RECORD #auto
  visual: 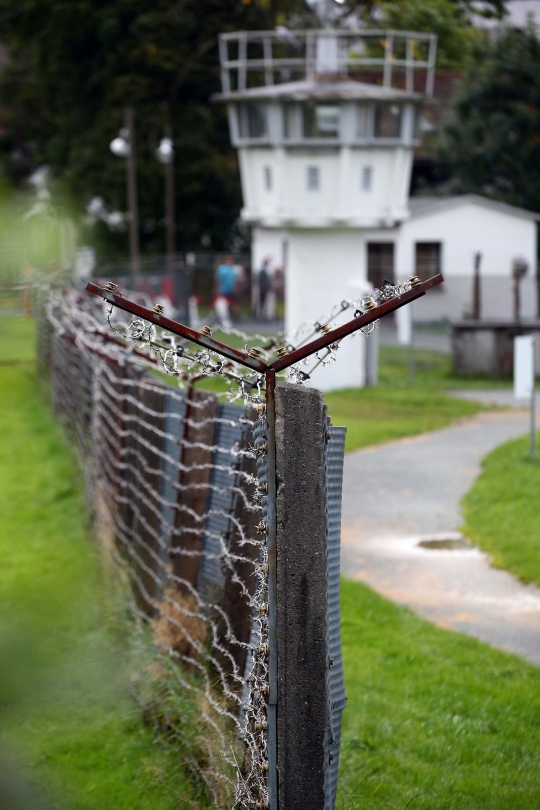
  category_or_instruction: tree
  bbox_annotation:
[372,0,505,69]
[441,24,540,212]
[0,0,270,255]
[0,0,510,256]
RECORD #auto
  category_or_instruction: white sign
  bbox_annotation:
[396,303,413,346]
[514,335,535,400]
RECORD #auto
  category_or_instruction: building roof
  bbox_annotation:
[213,78,424,104]
[409,193,540,223]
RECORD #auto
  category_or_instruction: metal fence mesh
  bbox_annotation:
[39,289,273,809]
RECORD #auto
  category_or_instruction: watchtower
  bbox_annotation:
[215,27,437,389]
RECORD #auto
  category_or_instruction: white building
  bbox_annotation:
[216,28,539,389]
[253,194,540,323]
[399,195,539,322]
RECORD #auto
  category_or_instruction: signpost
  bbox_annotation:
[397,302,415,386]
[514,334,536,456]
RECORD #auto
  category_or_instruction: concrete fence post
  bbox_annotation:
[273,381,347,810]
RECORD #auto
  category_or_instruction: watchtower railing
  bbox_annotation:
[218,29,437,96]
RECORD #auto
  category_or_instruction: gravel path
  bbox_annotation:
[341,407,540,665]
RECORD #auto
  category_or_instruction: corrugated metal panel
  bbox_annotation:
[159,391,187,590]
[198,402,246,602]
[324,424,347,810]
[242,415,267,698]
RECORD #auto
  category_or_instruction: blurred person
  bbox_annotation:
[272,266,285,320]
[214,255,237,328]
[273,266,284,303]
[234,261,248,307]
[214,294,233,329]
[214,255,237,304]
[256,257,271,320]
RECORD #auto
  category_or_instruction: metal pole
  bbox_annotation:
[537,266,540,321]
[125,107,140,276]
[531,337,536,457]
[409,302,415,386]
[265,369,278,810]
[164,123,176,276]
[473,252,482,320]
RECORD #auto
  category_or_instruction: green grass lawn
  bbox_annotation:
[325,345,495,452]
[5,316,538,810]
[0,318,196,810]
[338,579,540,809]
[462,434,540,588]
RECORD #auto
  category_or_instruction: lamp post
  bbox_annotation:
[472,252,482,320]
[110,107,140,276]
[156,126,175,275]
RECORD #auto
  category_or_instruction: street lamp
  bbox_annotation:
[109,108,140,276]
[109,112,176,279]
[155,127,176,275]
[109,128,130,158]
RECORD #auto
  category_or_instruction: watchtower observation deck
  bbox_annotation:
[215,29,437,229]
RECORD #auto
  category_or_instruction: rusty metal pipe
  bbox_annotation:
[86,282,267,372]
[272,274,443,373]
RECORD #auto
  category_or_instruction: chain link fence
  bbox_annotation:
[38,286,349,810]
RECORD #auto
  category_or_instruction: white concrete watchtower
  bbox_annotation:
[215,25,437,389]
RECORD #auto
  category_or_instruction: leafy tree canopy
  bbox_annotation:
[0,0,270,255]
[375,0,488,69]
[441,24,540,212]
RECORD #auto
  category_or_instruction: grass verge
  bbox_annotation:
[325,345,493,452]
[0,319,198,809]
[338,578,540,809]
[462,433,540,587]
[5,317,536,810]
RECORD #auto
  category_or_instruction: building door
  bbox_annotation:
[367,242,395,290]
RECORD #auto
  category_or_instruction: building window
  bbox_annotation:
[264,165,272,191]
[373,103,402,139]
[302,103,340,139]
[307,165,320,191]
[283,104,296,139]
[357,104,368,139]
[367,243,395,289]
[415,242,441,279]
[238,103,267,139]
[361,165,373,191]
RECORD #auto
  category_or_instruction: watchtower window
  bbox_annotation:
[361,165,373,191]
[238,103,267,139]
[373,103,402,139]
[307,165,320,191]
[302,103,339,139]
[264,165,272,191]
[356,104,368,139]
[283,104,297,140]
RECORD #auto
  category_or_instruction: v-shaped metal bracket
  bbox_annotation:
[86,273,443,374]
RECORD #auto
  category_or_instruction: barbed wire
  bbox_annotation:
[36,274,414,809]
